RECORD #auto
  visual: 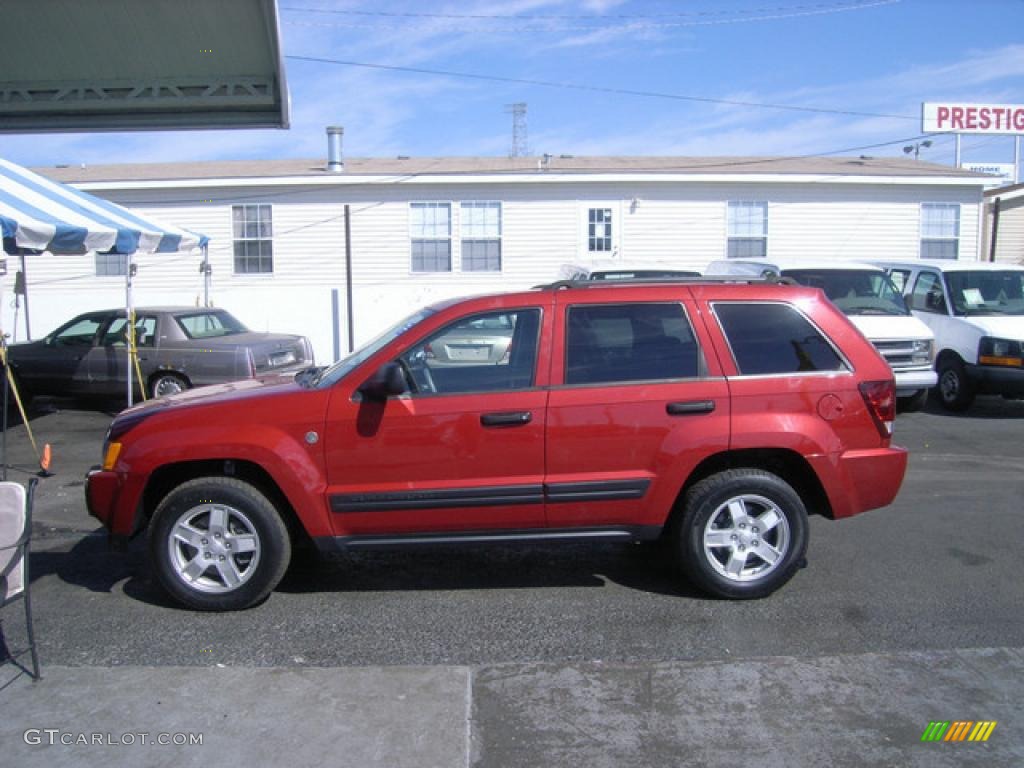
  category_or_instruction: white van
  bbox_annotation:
[871,259,1024,411]
[705,258,937,409]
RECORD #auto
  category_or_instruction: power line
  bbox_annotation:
[281,1,897,23]
[286,55,917,122]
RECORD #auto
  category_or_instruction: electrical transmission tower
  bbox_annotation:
[505,102,528,158]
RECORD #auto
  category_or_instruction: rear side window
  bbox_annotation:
[714,303,847,375]
[565,302,701,385]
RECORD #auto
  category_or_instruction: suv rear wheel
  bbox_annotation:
[148,477,291,611]
[676,469,808,599]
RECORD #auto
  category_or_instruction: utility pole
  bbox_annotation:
[505,102,528,158]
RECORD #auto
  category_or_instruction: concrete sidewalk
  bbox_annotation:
[2,648,1021,767]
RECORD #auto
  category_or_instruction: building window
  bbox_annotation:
[411,202,452,272]
[460,202,502,271]
[95,253,128,276]
[588,208,613,252]
[232,204,273,274]
[727,201,768,258]
[920,203,960,260]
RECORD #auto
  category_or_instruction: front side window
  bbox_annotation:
[920,203,960,260]
[95,253,128,277]
[565,302,701,385]
[411,202,452,272]
[461,202,501,272]
[399,308,540,395]
[727,201,768,259]
[232,204,273,274]
[714,302,846,375]
[909,272,948,314]
[588,208,613,253]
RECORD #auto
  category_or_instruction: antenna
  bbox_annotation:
[505,102,528,158]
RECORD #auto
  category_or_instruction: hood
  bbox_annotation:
[118,370,303,419]
[960,315,1024,339]
[848,314,934,341]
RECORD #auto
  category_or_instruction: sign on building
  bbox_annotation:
[922,103,1024,135]
[961,163,1017,186]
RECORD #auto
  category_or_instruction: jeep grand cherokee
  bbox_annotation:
[86,279,907,610]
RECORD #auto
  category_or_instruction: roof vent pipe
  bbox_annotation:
[327,126,344,172]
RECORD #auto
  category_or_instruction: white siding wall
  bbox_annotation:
[0,178,984,363]
[985,196,1024,264]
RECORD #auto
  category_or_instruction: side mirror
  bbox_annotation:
[358,361,407,400]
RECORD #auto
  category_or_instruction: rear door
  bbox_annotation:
[544,289,731,532]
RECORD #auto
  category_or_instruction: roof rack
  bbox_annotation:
[533,275,799,290]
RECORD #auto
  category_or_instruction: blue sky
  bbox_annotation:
[4,0,1024,169]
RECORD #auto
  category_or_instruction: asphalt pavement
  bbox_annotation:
[1,395,1022,766]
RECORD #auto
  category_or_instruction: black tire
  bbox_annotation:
[897,388,928,413]
[675,469,809,599]
[935,357,975,412]
[151,371,189,398]
[148,477,291,611]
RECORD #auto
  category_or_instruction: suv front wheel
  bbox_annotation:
[149,477,292,611]
[676,469,809,599]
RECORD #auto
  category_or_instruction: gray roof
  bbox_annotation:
[34,155,989,185]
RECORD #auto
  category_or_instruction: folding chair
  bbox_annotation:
[0,479,40,681]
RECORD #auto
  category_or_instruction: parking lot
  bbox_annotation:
[2,394,1023,766]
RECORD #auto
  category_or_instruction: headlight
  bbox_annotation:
[978,337,1023,367]
[911,339,934,364]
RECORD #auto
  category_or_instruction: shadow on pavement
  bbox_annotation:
[30,534,706,611]
[277,540,705,600]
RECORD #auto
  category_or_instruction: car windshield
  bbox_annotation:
[174,310,249,339]
[784,269,909,316]
[313,307,437,387]
[945,270,1024,316]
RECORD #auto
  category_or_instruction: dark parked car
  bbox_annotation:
[7,307,314,401]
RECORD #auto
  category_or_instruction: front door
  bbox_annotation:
[323,305,552,537]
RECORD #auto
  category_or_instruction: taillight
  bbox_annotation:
[859,380,895,438]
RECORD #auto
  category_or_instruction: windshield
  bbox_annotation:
[945,270,1024,316]
[784,269,909,316]
[313,307,437,387]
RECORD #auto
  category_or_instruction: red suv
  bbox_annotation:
[86,280,907,610]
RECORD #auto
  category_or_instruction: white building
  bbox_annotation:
[8,154,990,363]
[983,182,1024,264]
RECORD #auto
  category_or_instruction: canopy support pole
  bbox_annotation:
[202,243,211,307]
[126,258,135,406]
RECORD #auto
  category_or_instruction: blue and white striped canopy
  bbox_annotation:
[0,157,208,255]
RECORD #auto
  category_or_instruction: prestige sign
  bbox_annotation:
[923,103,1024,135]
